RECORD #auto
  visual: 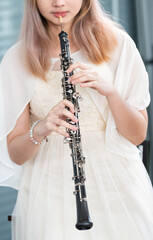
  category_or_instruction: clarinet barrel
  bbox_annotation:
[58,21,93,230]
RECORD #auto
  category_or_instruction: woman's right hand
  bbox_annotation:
[33,99,78,139]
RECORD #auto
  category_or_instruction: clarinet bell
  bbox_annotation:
[76,221,93,230]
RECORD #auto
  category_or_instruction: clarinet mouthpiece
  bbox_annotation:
[59,15,63,31]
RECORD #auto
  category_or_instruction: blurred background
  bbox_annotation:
[0,0,153,239]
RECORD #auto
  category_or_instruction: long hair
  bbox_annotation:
[20,0,118,81]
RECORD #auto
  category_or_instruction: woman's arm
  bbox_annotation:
[106,89,148,145]
[7,100,78,165]
[7,104,42,165]
[67,62,148,146]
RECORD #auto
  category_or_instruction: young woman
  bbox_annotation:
[0,0,153,239]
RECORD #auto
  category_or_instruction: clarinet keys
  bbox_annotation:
[73,92,83,101]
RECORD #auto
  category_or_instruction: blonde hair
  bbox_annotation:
[20,0,118,81]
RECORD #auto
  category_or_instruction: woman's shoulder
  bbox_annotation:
[1,41,23,65]
[0,41,33,84]
[114,27,137,53]
[109,27,138,65]
[0,41,29,78]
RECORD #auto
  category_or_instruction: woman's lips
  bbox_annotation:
[53,11,68,18]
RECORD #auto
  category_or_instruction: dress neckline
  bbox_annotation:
[51,49,81,62]
[50,49,82,72]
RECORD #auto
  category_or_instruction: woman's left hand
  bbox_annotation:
[67,62,115,97]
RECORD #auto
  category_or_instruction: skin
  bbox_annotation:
[67,62,148,146]
[7,0,148,165]
[36,0,83,56]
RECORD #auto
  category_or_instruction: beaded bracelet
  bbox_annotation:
[30,120,48,145]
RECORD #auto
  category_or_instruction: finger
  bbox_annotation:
[59,116,67,121]
[69,70,87,81]
[69,71,90,83]
[62,108,78,123]
[70,75,89,85]
[67,62,91,73]
[61,99,75,113]
[56,119,77,131]
[52,126,69,138]
[80,81,97,89]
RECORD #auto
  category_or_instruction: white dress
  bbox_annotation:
[0,29,153,240]
[11,68,153,240]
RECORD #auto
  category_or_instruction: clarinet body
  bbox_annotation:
[58,29,93,230]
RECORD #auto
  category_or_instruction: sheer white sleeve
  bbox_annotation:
[106,30,150,157]
[85,30,150,158]
[114,31,150,110]
[0,43,41,189]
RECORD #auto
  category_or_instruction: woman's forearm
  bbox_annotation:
[106,89,148,146]
[7,100,78,166]
[7,130,43,165]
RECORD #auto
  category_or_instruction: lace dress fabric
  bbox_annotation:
[12,68,153,240]
[30,70,106,132]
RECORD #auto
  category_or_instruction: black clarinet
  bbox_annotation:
[58,18,93,231]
